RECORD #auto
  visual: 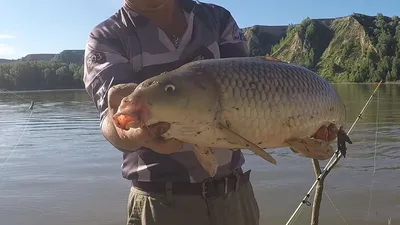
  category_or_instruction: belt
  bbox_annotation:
[131,169,251,199]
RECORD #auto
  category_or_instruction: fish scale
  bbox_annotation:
[204,58,344,148]
[114,56,349,177]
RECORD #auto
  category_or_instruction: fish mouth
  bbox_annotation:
[112,96,152,131]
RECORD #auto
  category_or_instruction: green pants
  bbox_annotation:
[126,173,260,225]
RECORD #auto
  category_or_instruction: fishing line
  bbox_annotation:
[291,204,305,224]
[324,190,349,225]
[0,110,33,171]
[0,88,30,101]
[286,81,383,225]
[320,88,380,225]
[0,88,35,171]
[366,87,380,224]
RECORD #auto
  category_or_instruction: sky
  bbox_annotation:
[1,0,399,59]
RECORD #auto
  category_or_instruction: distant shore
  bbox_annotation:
[1,82,397,93]
[0,88,86,93]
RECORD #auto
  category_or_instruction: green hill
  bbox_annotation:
[243,25,288,56]
[260,13,400,82]
[20,54,57,62]
[0,13,399,91]
[0,59,15,64]
[51,50,85,64]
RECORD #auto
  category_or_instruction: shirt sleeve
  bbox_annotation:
[83,26,137,124]
[218,9,250,58]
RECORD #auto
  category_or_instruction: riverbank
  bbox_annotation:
[1,81,394,93]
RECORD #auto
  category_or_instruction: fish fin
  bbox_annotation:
[289,147,299,154]
[193,145,218,177]
[259,56,285,63]
[216,122,277,165]
[285,138,334,160]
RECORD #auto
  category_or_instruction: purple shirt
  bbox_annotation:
[83,0,249,183]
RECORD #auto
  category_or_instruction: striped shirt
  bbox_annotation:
[83,0,249,183]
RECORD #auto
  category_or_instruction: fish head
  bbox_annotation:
[115,67,219,129]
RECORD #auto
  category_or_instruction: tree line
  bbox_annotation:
[0,61,84,91]
[1,13,400,91]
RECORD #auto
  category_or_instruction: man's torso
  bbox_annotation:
[94,0,246,183]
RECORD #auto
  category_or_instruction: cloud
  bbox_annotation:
[0,33,15,39]
[0,44,16,57]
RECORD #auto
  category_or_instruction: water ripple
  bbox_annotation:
[1,86,400,225]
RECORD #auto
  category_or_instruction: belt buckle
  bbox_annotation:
[201,178,213,199]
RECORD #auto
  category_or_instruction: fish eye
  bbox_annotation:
[164,84,176,92]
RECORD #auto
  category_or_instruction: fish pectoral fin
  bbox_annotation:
[285,138,334,160]
[216,122,277,165]
[193,145,218,177]
[260,56,285,62]
[289,147,299,154]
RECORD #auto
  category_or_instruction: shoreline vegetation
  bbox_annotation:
[1,82,396,95]
[0,13,399,91]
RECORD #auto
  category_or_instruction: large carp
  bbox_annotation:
[113,56,352,177]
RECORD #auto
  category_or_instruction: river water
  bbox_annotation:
[0,84,399,225]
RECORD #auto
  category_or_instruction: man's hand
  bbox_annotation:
[105,83,184,154]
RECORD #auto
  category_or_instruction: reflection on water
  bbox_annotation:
[0,84,399,225]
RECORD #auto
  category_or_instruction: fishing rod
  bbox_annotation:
[285,80,383,225]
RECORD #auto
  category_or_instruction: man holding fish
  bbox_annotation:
[83,0,260,224]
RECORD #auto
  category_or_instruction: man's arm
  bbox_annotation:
[218,9,250,58]
[83,26,141,152]
[83,26,183,154]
